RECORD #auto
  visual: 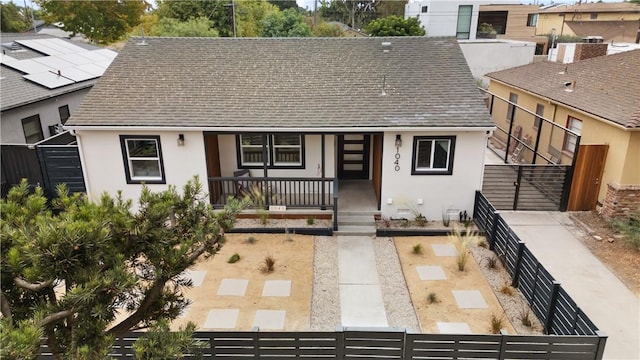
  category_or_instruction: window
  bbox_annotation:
[507,93,518,122]
[590,13,598,20]
[21,115,44,143]
[534,104,544,129]
[421,6,428,13]
[477,11,508,34]
[527,13,538,27]
[411,136,456,175]
[456,5,473,40]
[237,133,304,168]
[58,105,70,124]
[563,117,582,153]
[120,135,165,184]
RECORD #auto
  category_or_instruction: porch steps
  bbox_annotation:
[335,211,378,236]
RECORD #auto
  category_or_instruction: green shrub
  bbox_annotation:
[609,209,640,250]
[227,253,240,263]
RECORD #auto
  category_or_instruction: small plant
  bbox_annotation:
[227,253,240,264]
[412,243,423,255]
[381,216,392,228]
[442,210,450,227]
[449,227,478,271]
[489,314,504,334]
[608,209,640,250]
[262,255,276,273]
[500,282,516,296]
[476,238,488,248]
[405,201,426,227]
[414,214,427,227]
[246,236,257,244]
[427,292,439,304]
[485,256,498,270]
[306,217,315,225]
[519,306,533,328]
[246,184,277,226]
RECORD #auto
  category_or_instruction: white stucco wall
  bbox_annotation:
[405,0,518,39]
[217,134,336,178]
[1,89,91,144]
[380,130,488,221]
[458,39,536,79]
[76,130,208,205]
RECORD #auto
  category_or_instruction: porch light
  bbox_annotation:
[177,134,185,146]
[395,134,402,148]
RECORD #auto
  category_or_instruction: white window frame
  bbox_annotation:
[239,134,269,166]
[120,135,165,184]
[412,136,456,175]
[563,117,582,154]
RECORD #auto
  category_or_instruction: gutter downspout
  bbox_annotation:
[72,131,92,201]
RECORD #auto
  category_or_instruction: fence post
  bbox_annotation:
[489,211,499,251]
[333,179,339,231]
[544,281,561,334]
[512,166,523,211]
[511,241,526,287]
[560,135,581,211]
[594,330,608,360]
[473,191,479,225]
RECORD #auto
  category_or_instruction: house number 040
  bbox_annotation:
[394,151,400,171]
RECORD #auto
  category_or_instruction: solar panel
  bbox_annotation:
[74,63,105,77]
[1,58,52,74]
[32,56,76,70]
[92,49,118,60]
[24,72,75,89]
[58,53,93,66]
[0,54,19,65]
[52,67,96,82]
[15,38,86,56]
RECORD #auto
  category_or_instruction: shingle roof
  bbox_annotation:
[0,33,100,111]
[487,49,640,129]
[540,2,640,14]
[565,21,639,43]
[67,37,493,129]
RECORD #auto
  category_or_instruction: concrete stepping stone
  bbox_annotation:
[416,266,447,280]
[338,236,380,284]
[262,280,291,297]
[203,309,239,329]
[432,244,458,257]
[340,284,388,327]
[180,270,206,287]
[217,279,249,296]
[452,290,488,309]
[253,310,286,330]
[437,322,473,334]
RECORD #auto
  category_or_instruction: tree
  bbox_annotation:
[0,178,245,358]
[313,21,343,37]
[37,0,147,44]
[267,0,299,11]
[235,0,280,37]
[155,0,233,36]
[366,15,425,36]
[260,7,312,37]
[151,17,220,37]
[0,2,30,33]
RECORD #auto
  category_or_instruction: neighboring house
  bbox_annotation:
[477,4,548,54]
[537,2,640,43]
[486,49,640,216]
[0,33,117,144]
[65,37,494,222]
[405,1,537,79]
[549,41,640,63]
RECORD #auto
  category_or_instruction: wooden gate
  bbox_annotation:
[567,144,608,211]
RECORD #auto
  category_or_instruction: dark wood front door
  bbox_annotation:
[568,144,608,211]
[338,134,370,179]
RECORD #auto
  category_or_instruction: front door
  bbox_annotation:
[338,134,370,179]
[567,144,608,211]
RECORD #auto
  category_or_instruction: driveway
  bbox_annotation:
[500,211,640,360]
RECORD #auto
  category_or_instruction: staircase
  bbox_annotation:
[334,211,378,236]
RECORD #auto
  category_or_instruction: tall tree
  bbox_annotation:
[151,17,220,37]
[260,7,312,37]
[37,0,147,44]
[366,15,425,36]
[267,0,299,11]
[0,2,30,33]
[235,0,279,37]
[0,178,245,358]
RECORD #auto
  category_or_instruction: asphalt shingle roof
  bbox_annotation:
[67,36,493,129]
[487,49,640,129]
[0,33,100,111]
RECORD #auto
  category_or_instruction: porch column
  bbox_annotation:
[261,133,269,207]
[321,134,326,209]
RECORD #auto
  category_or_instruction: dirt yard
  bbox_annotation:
[395,236,518,335]
[172,233,314,331]
[570,211,640,297]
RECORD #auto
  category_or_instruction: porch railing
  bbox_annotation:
[208,176,336,210]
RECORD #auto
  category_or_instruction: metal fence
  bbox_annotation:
[40,329,607,359]
[473,191,606,339]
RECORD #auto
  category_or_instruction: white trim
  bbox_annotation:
[74,132,91,200]
[65,125,495,132]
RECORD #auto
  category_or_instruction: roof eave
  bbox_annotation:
[65,125,496,133]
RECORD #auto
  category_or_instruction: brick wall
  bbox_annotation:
[573,43,608,62]
[602,182,640,219]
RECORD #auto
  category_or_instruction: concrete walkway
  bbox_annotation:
[338,236,388,327]
[500,211,639,360]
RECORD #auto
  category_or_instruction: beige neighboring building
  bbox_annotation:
[537,2,640,43]
[486,49,640,216]
[478,4,548,53]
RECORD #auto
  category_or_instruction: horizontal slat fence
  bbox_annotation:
[40,330,607,359]
[473,191,605,345]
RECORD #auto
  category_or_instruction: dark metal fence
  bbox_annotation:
[40,329,607,359]
[473,191,606,341]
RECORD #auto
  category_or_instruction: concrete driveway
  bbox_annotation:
[500,211,639,360]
